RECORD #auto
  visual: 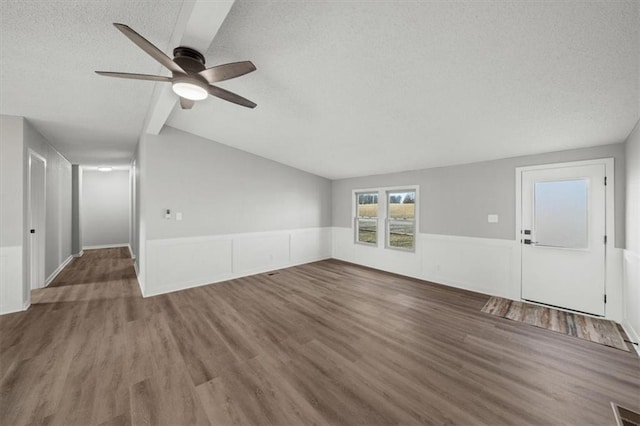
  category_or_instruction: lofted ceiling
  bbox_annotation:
[0,0,183,166]
[1,1,639,178]
[168,0,639,179]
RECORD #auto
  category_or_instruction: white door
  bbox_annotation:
[29,152,46,290]
[521,163,606,316]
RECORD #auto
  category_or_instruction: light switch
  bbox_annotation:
[488,214,499,223]
[176,212,183,221]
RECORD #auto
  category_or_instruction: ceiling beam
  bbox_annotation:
[141,0,236,135]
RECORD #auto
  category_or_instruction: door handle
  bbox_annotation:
[30,229,35,234]
[523,239,539,245]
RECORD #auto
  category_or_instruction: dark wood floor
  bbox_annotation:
[1,248,638,425]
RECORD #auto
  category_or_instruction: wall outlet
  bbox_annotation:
[164,209,171,219]
[176,212,183,221]
[488,214,499,223]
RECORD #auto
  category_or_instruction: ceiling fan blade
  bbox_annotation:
[199,61,256,83]
[113,23,185,74]
[95,71,172,82]
[208,85,257,109]
[180,97,195,110]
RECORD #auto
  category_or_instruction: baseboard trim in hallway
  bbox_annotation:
[45,255,73,287]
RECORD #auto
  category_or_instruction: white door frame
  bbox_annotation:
[28,149,47,291]
[514,158,615,318]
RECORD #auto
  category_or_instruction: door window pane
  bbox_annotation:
[534,179,588,248]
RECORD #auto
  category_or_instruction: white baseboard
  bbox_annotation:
[143,227,332,298]
[45,255,73,287]
[73,250,84,258]
[0,246,24,315]
[622,249,640,355]
[82,244,129,250]
[127,244,136,259]
[621,320,640,356]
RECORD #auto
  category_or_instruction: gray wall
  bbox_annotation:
[24,120,72,279]
[626,121,640,254]
[0,115,23,247]
[143,126,332,240]
[332,143,626,247]
[624,119,639,345]
[71,165,82,255]
[82,169,130,247]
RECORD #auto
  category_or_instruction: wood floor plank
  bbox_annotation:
[1,248,638,425]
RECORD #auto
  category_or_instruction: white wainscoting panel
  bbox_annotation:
[622,249,640,354]
[233,234,290,276]
[0,246,24,315]
[421,234,519,300]
[332,227,624,322]
[332,227,519,299]
[147,237,233,296]
[291,228,332,265]
[143,227,332,297]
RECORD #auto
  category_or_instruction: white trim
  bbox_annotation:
[352,185,420,252]
[127,244,136,260]
[82,243,129,250]
[45,255,73,287]
[73,250,84,258]
[0,246,24,315]
[514,158,615,317]
[27,149,47,290]
[621,320,640,356]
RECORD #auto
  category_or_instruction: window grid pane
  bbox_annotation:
[357,218,377,244]
[388,220,414,250]
[388,191,415,219]
[386,189,416,251]
[357,192,378,218]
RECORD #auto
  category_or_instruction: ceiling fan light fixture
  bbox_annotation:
[172,81,208,101]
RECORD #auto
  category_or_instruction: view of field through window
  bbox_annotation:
[356,191,416,248]
[356,192,378,244]
[387,191,415,249]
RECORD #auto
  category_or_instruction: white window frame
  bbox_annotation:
[352,185,419,252]
[354,191,379,246]
[385,189,417,252]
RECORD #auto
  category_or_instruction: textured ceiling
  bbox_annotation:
[0,0,183,166]
[168,0,639,179]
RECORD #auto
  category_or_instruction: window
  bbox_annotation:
[386,190,416,250]
[355,192,378,245]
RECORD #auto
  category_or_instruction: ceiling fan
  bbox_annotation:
[96,23,256,110]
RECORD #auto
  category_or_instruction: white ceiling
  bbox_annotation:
[0,0,183,166]
[1,1,638,178]
[168,0,639,179]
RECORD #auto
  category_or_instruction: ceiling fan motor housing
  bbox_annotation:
[172,46,206,73]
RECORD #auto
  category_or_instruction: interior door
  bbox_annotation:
[521,164,606,316]
[29,152,46,290]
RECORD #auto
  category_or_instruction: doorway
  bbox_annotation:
[28,150,46,290]
[516,159,612,316]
